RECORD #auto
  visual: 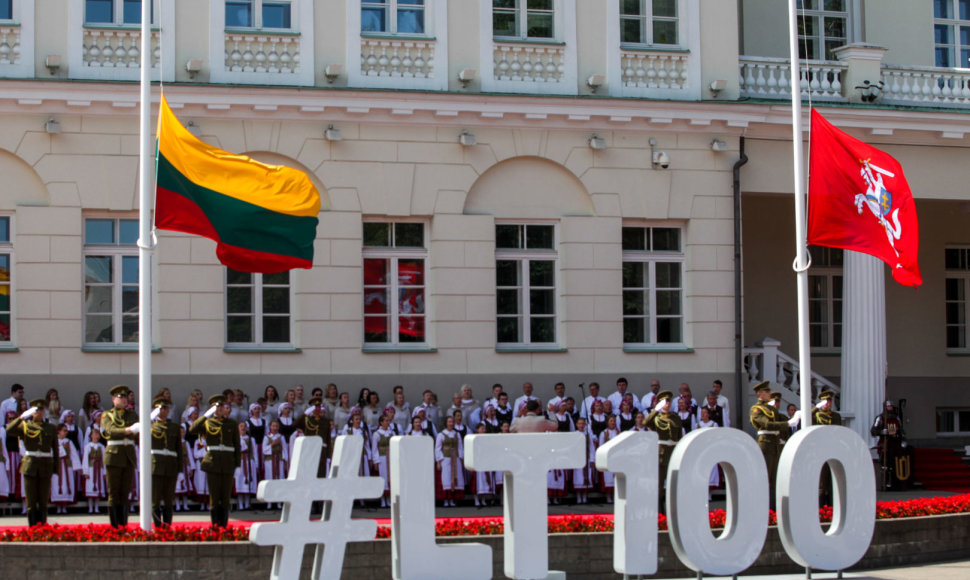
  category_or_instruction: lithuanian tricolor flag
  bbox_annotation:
[154,96,320,273]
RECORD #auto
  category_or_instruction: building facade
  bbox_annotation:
[0,0,968,444]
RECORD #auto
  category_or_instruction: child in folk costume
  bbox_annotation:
[4,411,20,502]
[370,414,394,508]
[434,415,465,507]
[547,401,571,504]
[469,423,495,507]
[598,414,621,503]
[59,410,83,500]
[193,433,209,510]
[572,417,596,504]
[695,407,721,497]
[341,413,371,476]
[234,422,258,510]
[51,424,80,513]
[588,400,609,440]
[262,420,288,509]
[82,428,106,513]
[174,424,195,511]
[247,404,266,449]
[277,403,297,441]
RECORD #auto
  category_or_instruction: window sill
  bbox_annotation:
[363,346,437,353]
[496,346,567,353]
[84,24,161,32]
[360,32,436,41]
[623,345,693,353]
[620,44,689,54]
[0,346,19,353]
[946,350,970,357]
[0,22,20,28]
[224,346,302,353]
[82,346,162,353]
[493,37,566,47]
[224,27,300,36]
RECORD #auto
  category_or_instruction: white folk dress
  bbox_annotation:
[262,432,289,481]
[82,441,107,498]
[50,438,80,504]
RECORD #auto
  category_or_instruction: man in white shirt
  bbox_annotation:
[712,379,730,423]
[579,382,606,419]
[513,382,538,418]
[546,382,567,416]
[0,383,25,419]
[641,379,662,411]
[607,377,642,415]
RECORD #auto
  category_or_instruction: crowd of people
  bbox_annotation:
[0,377,741,516]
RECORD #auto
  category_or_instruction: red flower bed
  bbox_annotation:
[2,494,968,542]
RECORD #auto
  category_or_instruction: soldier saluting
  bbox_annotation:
[812,390,841,507]
[295,396,333,478]
[749,381,799,503]
[101,384,139,528]
[190,394,240,528]
[150,396,182,527]
[644,390,681,513]
[6,399,58,526]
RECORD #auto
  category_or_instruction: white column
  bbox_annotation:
[840,251,886,445]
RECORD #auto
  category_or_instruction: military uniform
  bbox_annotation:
[811,390,842,506]
[101,385,139,527]
[190,394,241,528]
[870,401,911,490]
[6,399,57,526]
[150,397,182,526]
[294,397,333,478]
[749,381,790,499]
[644,391,682,513]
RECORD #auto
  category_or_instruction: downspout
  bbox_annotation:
[733,136,748,430]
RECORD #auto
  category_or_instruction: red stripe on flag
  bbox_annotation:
[216,244,313,274]
[155,186,220,242]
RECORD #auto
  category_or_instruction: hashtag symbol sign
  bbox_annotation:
[250,435,384,580]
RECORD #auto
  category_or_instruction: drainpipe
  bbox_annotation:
[733,137,748,430]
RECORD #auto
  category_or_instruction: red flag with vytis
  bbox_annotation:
[807,109,922,286]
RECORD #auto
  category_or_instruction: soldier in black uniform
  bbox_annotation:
[150,396,182,527]
[190,394,241,528]
[101,384,139,527]
[6,399,57,526]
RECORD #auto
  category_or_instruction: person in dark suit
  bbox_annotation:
[101,384,139,527]
[190,394,241,528]
[150,396,182,527]
[6,399,57,526]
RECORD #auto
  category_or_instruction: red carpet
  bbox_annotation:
[914,448,970,493]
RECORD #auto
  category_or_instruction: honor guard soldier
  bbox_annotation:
[295,396,334,478]
[749,381,800,503]
[644,390,682,512]
[870,400,910,490]
[7,399,57,526]
[150,396,182,526]
[101,384,139,527]
[190,394,241,528]
[812,390,841,507]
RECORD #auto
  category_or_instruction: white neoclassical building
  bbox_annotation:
[1,0,969,445]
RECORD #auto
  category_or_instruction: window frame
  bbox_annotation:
[945,246,970,352]
[82,217,140,348]
[621,224,685,347]
[0,0,14,22]
[362,220,430,349]
[619,0,680,48]
[224,0,294,31]
[807,246,843,353]
[225,269,295,349]
[934,0,970,68]
[83,0,157,27]
[492,0,557,42]
[495,222,559,348]
[936,407,970,436]
[0,215,12,346]
[796,0,849,61]
[360,0,428,37]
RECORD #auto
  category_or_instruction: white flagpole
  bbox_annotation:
[137,0,154,531]
[787,0,814,429]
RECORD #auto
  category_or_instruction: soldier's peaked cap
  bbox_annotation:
[655,390,673,402]
[770,391,782,400]
[29,398,47,410]
[752,380,770,392]
[152,397,171,409]
[208,394,227,407]
[110,384,131,398]
[819,390,835,401]
[308,396,323,407]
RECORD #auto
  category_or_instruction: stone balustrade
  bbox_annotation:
[493,42,566,84]
[360,37,435,79]
[742,337,841,402]
[739,56,845,101]
[881,64,970,107]
[620,49,689,92]
[82,28,159,69]
[225,32,301,74]
[0,24,21,66]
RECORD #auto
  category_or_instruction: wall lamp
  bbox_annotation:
[45,55,61,76]
[324,64,342,84]
[711,139,729,152]
[588,135,607,150]
[45,118,61,134]
[459,131,477,146]
[586,74,606,93]
[649,138,669,169]
[185,59,203,79]
[458,68,476,89]
[325,125,342,141]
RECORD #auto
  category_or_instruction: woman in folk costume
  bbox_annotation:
[77,391,100,438]
[598,414,621,503]
[277,403,297,440]
[182,406,200,447]
[234,421,258,510]
[434,415,465,507]
[383,406,404,435]
[333,392,353,433]
[174,424,195,511]
[469,422,495,507]
[247,403,266,450]
[82,427,106,513]
[588,399,609,440]
[262,419,288,508]
[571,418,596,504]
[695,407,721,497]
[341,413,372,476]
[406,415,426,437]
[547,401,572,504]
[617,398,637,432]
[632,411,648,431]
[59,410,82,500]
[4,410,21,502]
[450,409,471,493]
[51,424,80,513]
[192,431,209,510]
[677,397,697,435]
[481,404,501,433]
[370,414,394,508]
[388,389,411,434]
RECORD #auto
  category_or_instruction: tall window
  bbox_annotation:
[362,0,426,35]
[83,218,139,345]
[496,224,557,345]
[935,0,970,67]
[622,226,683,345]
[493,0,554,40]
[226,0,292,29]
[937,407,970,435]
[620,0,678,46]
[0,0,12,21]
[0,216,11,343]
[808,246,843,350]
[945,247,970,350]
[85,0,154,25]
[796,0,847,60]
[363,222,427,346]
[226,270,291,346]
